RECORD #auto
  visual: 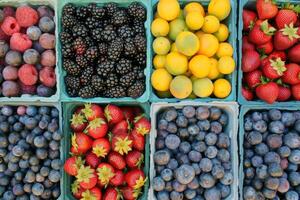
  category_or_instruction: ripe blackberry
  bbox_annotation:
[106,73,119,88]
[128,2,146,22]
[73,37,87,55]
[85,17,100,29]
[120,71,136,87]
[76,6,90,20]
[104,2,118,16]
[63,3,76,16]
[76,56,88,68]
[98,43,107,55]
[132,20,145,35]
[85,46,99,61]
[117,25,134,39]
[111,10,128,27]
[104,86,126,98]
[134,53,146,66]
[60,32,73,45]
[127,80,145,98]
[63,59,81,76]
[124,38,137,57]
[72,25,88,38]
[92,6,106,19]
[78,85,96,98]
[108,38,123,61]
[62,43,74,58]
[87,3,96,13]
[67,87,78,97]
[91,75,105,92]
[62,15,76,29]
[116,58,132,75]
[91,28,103,43]
[80,66,94,86]
[101,25,116,42]
[85,37,95,47]
[134,34,146,53]
[133,66,145,80]
[64,75,80,89]
[97,61,115,77]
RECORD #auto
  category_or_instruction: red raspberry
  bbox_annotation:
[39,66,56,87]
[3,7,15,17]
[18,64,38,86]
[16,6,38,28]
[1,16,20,36]
[19,82,37,94]
[10,33,32,52]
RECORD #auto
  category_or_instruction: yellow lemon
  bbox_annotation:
[151,18,169,37]
[165,52,188,75]
[214,24,229,42]
[216,42,233,58]
[193,78,214,98]
[153,55,166,69]
[201,15,220,33]
[153,37,171,55]
[151,69,172,91]
[213,78,231,98]
[168,19,188,41]
[197,34,219,57]
[208,0,231,21]
[171,42,178,52]
[170,75,193,99]
[186,12,204,31]
[217,56,235,74]
[189,55,211,78]
[176,31,199,56]
[207,58,220,80]
[157,0,180,21]
[183,2,205,16]
[156,90,172,98]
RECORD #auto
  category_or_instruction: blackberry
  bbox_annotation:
[116,58,132,75]
[60,32,73,44]
[133,66,145,80]
[85,37,95,47]
[102,18,111,27]
[117,25,134,39]
[76,56,88,68]
[62,15,76,29]
[108,38,123,61]
[63,3,76,16]
[63,59,81,76]
[132,20,145,35]
[98,56,108,63]
[124,38,137,57]
[67,87,78,97]
[62,43,74,58]
[104,2,118,16]
[106,73,119,88]
[91,28,103,42]
[134,53,146,66]
[97,61,115,77]
[104,86,126,98]
[111,10,128,27]
[80,66,94,86]
[91,75,105,92]
[78,85,96,98]
[120,71,136,87]
[76,6,90,20]
[87,3,96,13]
[134,34,146,53]
[64,75,80,89]
[73,37,87,55]
[128,2,146,22]
[92,6,106,19]
[98,43,107,55]
[72,25,88,38]
[85,17,100,29]
[101,25,116,42]
[127,80,145,98]
[85,46,99,61]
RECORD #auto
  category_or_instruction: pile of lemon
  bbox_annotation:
[151,0,234,99]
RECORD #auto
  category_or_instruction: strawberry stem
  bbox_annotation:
[281,23,300,40]
[260,20,276,36]
[270,58,286,75]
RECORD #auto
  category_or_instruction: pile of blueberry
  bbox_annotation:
[243,109,300,200]
[0,105,61,199]
[153,106,233,200]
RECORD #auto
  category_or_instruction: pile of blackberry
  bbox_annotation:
[60,2,147,98]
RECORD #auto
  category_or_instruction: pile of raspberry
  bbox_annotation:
[0,5,56,97]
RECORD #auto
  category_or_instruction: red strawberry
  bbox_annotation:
[262,57,286,79]
[103,188,121,200]
[256,0,278,20]
[108,152,126,170]
[243,9,257,31]
[121,186,141,200]
[70,113,87,132]
[82,103,104,121]
[125,169,146,189]
[292,83,300,100]
[242,36,255,53]
[126,150,144,169]
[85,152,100,169]
[269,51,287,61]
[288,44,300,64]
[76,166,98,189]
[133,116,150,136]
[64,156,84,176]
[112,132,133,155]
[257,41,273,54]
[121,107,135,122]
[282,63,300,85]
[86,118,108,139]
[71,181,85,199]
[97,163,115,186]
[112,120,130,135]
[130,129,145,151]
[274,24,300,50]
[81,187,102,200]
[242,50,261,72]
[110,170,125,186]
[277,85,291,102]
[104,104,124,124]
[244,69,262,89]
[242,87,254,101]
[275,9,297,29]
[71,132,93,154]
[75,106,84,114]
[256,80,279,104]
[249,20,276,45]
[92,138,110,158]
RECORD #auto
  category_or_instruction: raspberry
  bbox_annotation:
[20,82,36,94]
[18,64,38,86]
[39,66,56,87]
[10,33,32,52]
[16,6,39,28]
[1,16,20,36]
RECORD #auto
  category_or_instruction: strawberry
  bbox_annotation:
[242,87,254,101]
[92,138,110,158]
[242,36,255,53]
[257,41,273,54]
[126,150,144,169]
[86,117,108,139]
[108,151,126,170]
[121,107,135,122]
[248,20,276,45]
[274,24,300,50]
[256,0,278,20]
[110,170,125,186]
[70,113,87,132]
[71,180,85,199]
[76,166,98,189]
[64,156,84,176]
[130,130,145,151]
[244,70,262,89]
[112,132,133,155]
[71,132,93,154]
[262,57,286,79]
[81,187,102,200]
[282,63,300,85]
[103,188,121,200]
[112,120,130,135]
[125,169,147,189]
[97,163,115,186]
[288,44,300,64]
[242,50,261,72]
[277,85,291,102]
[82,103,104,121]
[121,186,141,200]
[243,9,257,31]
[292,83,300,100]
[104,104,124,124]
[255,79,279,104]
[269,51,287,61]
[275,9,297,29]
[85,152,100,169]
[133,115,150,136]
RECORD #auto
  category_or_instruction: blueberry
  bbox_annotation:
[0,40,8,58]
[40,166,50,177]
[172,180,187,192]
[246,131,262,145]
[0,163,6,172]
[216,133,230,148]
[269,121,285,134]
[218,113,228,126]
[37,84,55,97]
[199,173,216,189]
[27,26,42,41]
[1,106,13,116]
[179,141,191,154]
[210,121,222,134]
[0,175,9,186]
[252,112,263,121]
[243,186,257,200]
[265,177,280,190]
[187,124,199,136]
[36,148,48,160]
[252,120,267,133]
[284,132,300,149]
[48,170,60,183]
[19,159,29,169]
[154,150,171,166]
[12,145,24,157]
[295,120,300,132]
[13,184,25,196]
[170,191,183,200]
[13,122,24,132]
[14,171,23,181]
[25,117,38,130]
[3,191,15,200]
[41,189,52,199]
[23,49,40,65]
[167,122,177,134]
[278,177,290,193]
[212,164,225,179]
[153,176,165,192]
[266,134,283,149]
[250,155,263,167]
[32,183,44,196]
[164,108,178,122]
[288,163,298,172]
[252,178,263,190]
[285,190,299,200]
[196,107,210,120]
[49,149,59,159]
[175,164,195,184]
[264,151,281,164]
[177,154,190,165]
[244,117,253,131]
[205,133,217,146]
[165,134,180,150]
[184,189,196,199]
[49,140,59,151]
[244,167,255,179]
[220,171,233,185]
[199,158,212,172]
[33,136,47,148]
[289,172,300,186]
[158,119,168,130]
[288,149,300,164]
[0,136,8,148]
[8,132,21,144]
[182,106,195,118]
[43,131,52,141]
[24,170,36,183]
[204,187,221,200]
[156,191,170,200]
[217,183,230,198]
[205,146,218,159]
[197,120,210,131]
[281,112,296,127]
[176,115,188,127]
[268,162,283,177]
[156,137,166,150]
[268,109,282,120]
[254,143,269,156]
[38,106,50,115]
[161,168,173,182]
[39,16,55,33]
[47,121,58,132]
[5,50,22,67]
[0,121,9,133]
[188,150,201,162]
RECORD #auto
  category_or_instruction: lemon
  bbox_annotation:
[171,43,178,52]
[170,75,193,99]
[193,78,214,98]
[183,2,205,17]
[201,15,220,33]
[189,55,211,78]
[176,31,199,56]
[208,0,231,21]
[214,24,229,42]
[165,52,188,75]
[153,37,171,55]
[207,58,220,80]
[186,12,204,31]
[153,55,166,69]
[197,34,219,57]
[216,42,233,58]
[217,56,235,74]
[213,78,231,98]
[156,90,172,98]
[151,18,169,37]
[168,19,188,41]
[151,69,172,91]
[157,0,180,21]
